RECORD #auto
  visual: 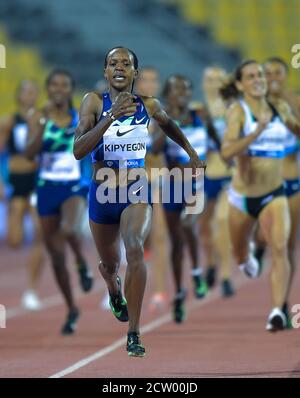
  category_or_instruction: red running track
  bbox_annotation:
[0,240,299,378]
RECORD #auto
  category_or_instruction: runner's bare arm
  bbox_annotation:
[0,115,13,151]
[73,92,138,160]
[73,93,106,160]
[151,125,166,154]
[25,110,46,159]
[221,102,268,161]
[276,99,300,137]
[144,97,205,168]
[281,92,300,120]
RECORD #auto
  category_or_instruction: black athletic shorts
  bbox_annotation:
[8,172,36,198]
[228,185,286,219]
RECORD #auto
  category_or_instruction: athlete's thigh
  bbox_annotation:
[8,196,28,223]
[259,196,291,246]
[199,199,216,230]
[61,195,87,232]
[214,189,229,223]
[39,214,61,237]
[287,192,300,246]
[120,203,152,245]
[228,204,256,249]
[89,219,121,264]
[212,189,230,241]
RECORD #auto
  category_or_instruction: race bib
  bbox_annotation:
[39,152,80,181]
[103,136,147,168]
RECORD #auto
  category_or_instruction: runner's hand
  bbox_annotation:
[189,153,206,176]
[111,92,138,118]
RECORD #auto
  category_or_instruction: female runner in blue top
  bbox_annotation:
[0,80,44,310]
[152,75,208,323]
[26,69,93,335]
[73,47,205,357]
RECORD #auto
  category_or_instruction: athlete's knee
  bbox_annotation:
[124,236,144,265]
[30,241,44,256]
[270,238,289,258]
[7,233,22,248]
[181,217,196,231]
[49,250,65,270]
[32,230,44,245]
[170,238,184,257]
[61,223,80,239]
[44,236,63,261]
[98,259,119,276]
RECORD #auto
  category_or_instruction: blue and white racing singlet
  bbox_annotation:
[91,93,150,168]
[285,128,300,156]
[165,111,207,164]
[239,100,287,158]
[39,109,81,182]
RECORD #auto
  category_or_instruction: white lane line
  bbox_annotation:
[6,281,105,320]
[49,274,249,378]
[49,337,128,379]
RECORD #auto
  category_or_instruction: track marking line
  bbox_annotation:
[49,275,249,378]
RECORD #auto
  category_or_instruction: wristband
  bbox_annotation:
[107,109,116,121]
